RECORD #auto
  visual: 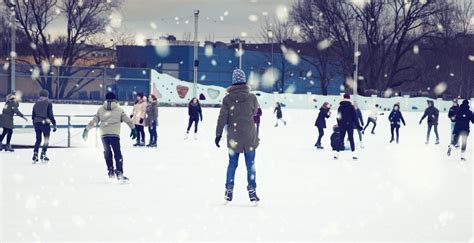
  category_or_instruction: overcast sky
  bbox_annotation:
[119,0,293,43]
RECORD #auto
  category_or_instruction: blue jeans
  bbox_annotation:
[225,150,257,190]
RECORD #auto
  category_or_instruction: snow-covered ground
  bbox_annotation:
[1,103,472,242]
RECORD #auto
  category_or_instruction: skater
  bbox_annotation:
[185,97,202,140]
[131,92,147,146]
[31,89,57,163]
[419,100,440,144]
[447,99,474,161]
[314,102,331,149]
[362,104,382,134]
[82,92,137,182]
[448,98,459,145]
[274,102,286,127]
[254,105,262,137]
[354,105,364,148]
[330,125,344,152]
[388,103,406,144]
[145,94,158,147]
[0,92,27,152]
[215,69,260,204]
[335,94,360,160]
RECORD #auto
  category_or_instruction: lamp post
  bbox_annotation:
[9,4,16,93]
[352,22,360,106]
[267,29,274,91]
[193,10,200,98]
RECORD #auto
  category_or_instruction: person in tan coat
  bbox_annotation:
[215,69,260,204]
[131,92,147,146]
[82,92,137,182]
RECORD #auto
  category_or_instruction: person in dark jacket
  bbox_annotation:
[254,106,262,137]
[215,69,260,204]
[31,89,57,163]
[185,97,203,140]
[0,92,28,152]
[145,94,158,147]
[330,124,344,151]
[447,99,474,160]
[335,94,360,160]
[274,102,286,127]
[314,102,331,149]
[448,98,459,145]
[419,100,440,144]
[388,103,406,144]
[354,105,364,148]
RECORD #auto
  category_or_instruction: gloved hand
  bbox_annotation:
[130,128,137,140]
[215,136,221,148]
[139,118,144,124]
[82,129,89,141]
[52,125,57,132]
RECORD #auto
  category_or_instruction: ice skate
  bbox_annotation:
[447,145,452,156]
[116,173,130,184]
[108,170,116,179]
[352,152,358,160]
[461,152,466,161]
[389,138,394,143]
[435,140,440,145]
[316,145,324,149]
[184,133,189,140]
[333,152,339,160]
[32,152,39,164]
[4,144,14,152]
[224,188,233,204]
[40,152,50,163]
[359,141,365,149]
[248,188,260,206]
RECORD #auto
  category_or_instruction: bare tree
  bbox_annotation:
[3,0,122,99]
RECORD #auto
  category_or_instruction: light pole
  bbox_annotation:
[238,39,243,69]
[268,29,274,91]
[193,10,199,98]
[9,4,16,93]
[352,22,360,105]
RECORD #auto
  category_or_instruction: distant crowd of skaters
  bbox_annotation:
[1,69,473,204]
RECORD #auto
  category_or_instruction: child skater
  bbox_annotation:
[274,102,287,127]
[82,92,137,182]
[447,100,474,161]
[419,100,440,144]
[185,97,203,140]
[330,124,344,152]
[362,104,382,134]
[145,94,158,147]
[215,69,260,205]
[32,89,57,163]
[315,102,331,149]
[131,92,147,146]
[388,103,406,144]
[0,92,28,152]
[254,106,262,137]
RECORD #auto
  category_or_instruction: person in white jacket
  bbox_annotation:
[362,104,383,134]
[131,92,147,146]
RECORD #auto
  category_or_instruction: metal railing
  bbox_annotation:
[14,114,96,148]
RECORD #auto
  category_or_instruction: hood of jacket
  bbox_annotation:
[226,84,251,103]
[339,99,352,107]
[103,100,119,111]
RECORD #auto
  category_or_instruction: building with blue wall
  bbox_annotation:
[116,40,344,95]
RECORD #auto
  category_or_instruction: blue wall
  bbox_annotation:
[117,45,344,95]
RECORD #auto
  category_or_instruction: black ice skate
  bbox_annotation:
[316,145,324,149]
[40,152,49,163]
[116,173,130,183]
[4,144,14,152]
[224,188,233,203]
[248,188,260,205]
[435,140,440,145]
[447,146,452,156]
[32,152,39,164]
[108,170,116,179]
[390,138,394,143]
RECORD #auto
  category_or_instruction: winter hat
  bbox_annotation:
[232,69,246,85]
[105,92,117,100]
[39,89,49,97]
[7,92,16,100]
[343,93,351,99]
[136,92,144,98]
[462,99,469,106]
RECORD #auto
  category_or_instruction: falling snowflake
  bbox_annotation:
[154,39,170,57]
[262,68,279,88]
[275,5,289,23]
[281,46,300,65]
[317,39,332,50]
[248,15,258,22]
[135,34,146,46]
[413,45,419,54]
[434,82,447,95]
[205,45,213,57]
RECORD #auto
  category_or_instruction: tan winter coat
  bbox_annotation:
[86,101,135,137]
[132,98,147,126]
[216,84,259,153]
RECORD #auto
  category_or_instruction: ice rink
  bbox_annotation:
[1,104,472,241]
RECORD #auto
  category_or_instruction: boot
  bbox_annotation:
[4,144,14,152]
[184,132,189,140]
[108,169,116,179]
[248,188,260,203]
[447,145,452,156]
[390,137,394,143]
[435,139,440,145]
[32,152,39,164]
[333,152,339,160]
[352,152,358,160]
[40,152,49,162]
[224,188,233,202]
[461,152,466,161]
[116,171,130,183]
